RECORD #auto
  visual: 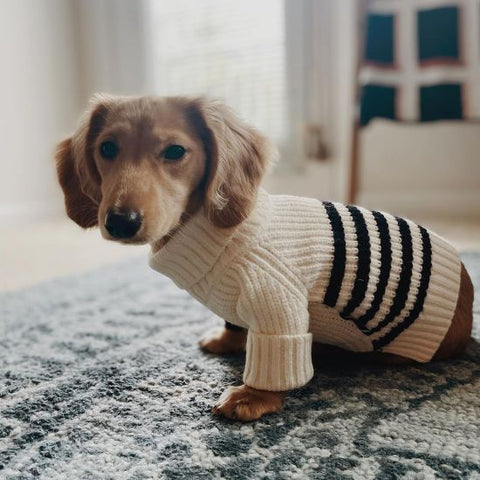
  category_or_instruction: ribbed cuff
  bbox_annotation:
[243,331,314,391]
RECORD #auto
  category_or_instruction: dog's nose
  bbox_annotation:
[105,208,142,239]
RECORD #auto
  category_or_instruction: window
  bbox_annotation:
[360,84,397,126]
[417,7,460,65]
[365,14,396,68]
[420,84,463,121]
[147,0,286,144]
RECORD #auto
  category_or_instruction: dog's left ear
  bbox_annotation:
[189,99,277,228]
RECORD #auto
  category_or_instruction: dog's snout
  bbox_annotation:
[105,208,142,239]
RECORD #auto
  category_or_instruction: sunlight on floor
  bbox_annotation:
[1,219,149,291]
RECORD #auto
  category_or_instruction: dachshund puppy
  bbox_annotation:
[56,95,474,422]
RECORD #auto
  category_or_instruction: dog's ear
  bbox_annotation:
[56,138,99,228]
[189,99,276,228]
[55,96,111,228]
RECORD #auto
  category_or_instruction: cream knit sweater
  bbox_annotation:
[149,191,461,391]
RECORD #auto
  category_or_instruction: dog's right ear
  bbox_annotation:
[55,137,99,228]
[55,96,111,228]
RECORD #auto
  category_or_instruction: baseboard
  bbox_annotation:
[358,189,480,220]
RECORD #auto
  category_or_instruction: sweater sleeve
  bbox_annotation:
[236,250,314,391]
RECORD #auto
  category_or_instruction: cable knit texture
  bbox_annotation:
[149,190,462,391]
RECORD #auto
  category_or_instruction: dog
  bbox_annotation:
[56,94,474,422]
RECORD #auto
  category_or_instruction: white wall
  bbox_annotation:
[0,0,81,224]
[359,121,480,219]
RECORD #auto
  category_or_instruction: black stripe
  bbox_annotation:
[373,226,432,349]
[355,211,392,329]
[323,202,346,308]
[341,206,371,318]
[367,217,413,336]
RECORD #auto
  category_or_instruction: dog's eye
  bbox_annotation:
[164,145,186,161]
[100,141,118,159]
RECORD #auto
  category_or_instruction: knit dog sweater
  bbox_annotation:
[149,191,461,391]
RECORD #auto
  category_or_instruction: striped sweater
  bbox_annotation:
[149,190,461,391]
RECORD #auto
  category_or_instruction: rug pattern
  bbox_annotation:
[0,253,479,479]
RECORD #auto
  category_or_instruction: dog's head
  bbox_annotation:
[56,95,275,245]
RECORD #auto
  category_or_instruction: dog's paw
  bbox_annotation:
[199,328,247,355]
[212,384,284,421]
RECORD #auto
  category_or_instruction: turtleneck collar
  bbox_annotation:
[149,189,269,290]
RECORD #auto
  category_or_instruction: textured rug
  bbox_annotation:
[1,252,479,480]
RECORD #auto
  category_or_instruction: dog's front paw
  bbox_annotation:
[212,385,284,421]
[199,328,247,355]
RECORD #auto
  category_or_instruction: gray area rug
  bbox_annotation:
[1,252,479,480]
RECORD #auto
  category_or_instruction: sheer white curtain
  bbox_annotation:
[283,0,358,199]
[73,0,153,101]
[148,0,286,146]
